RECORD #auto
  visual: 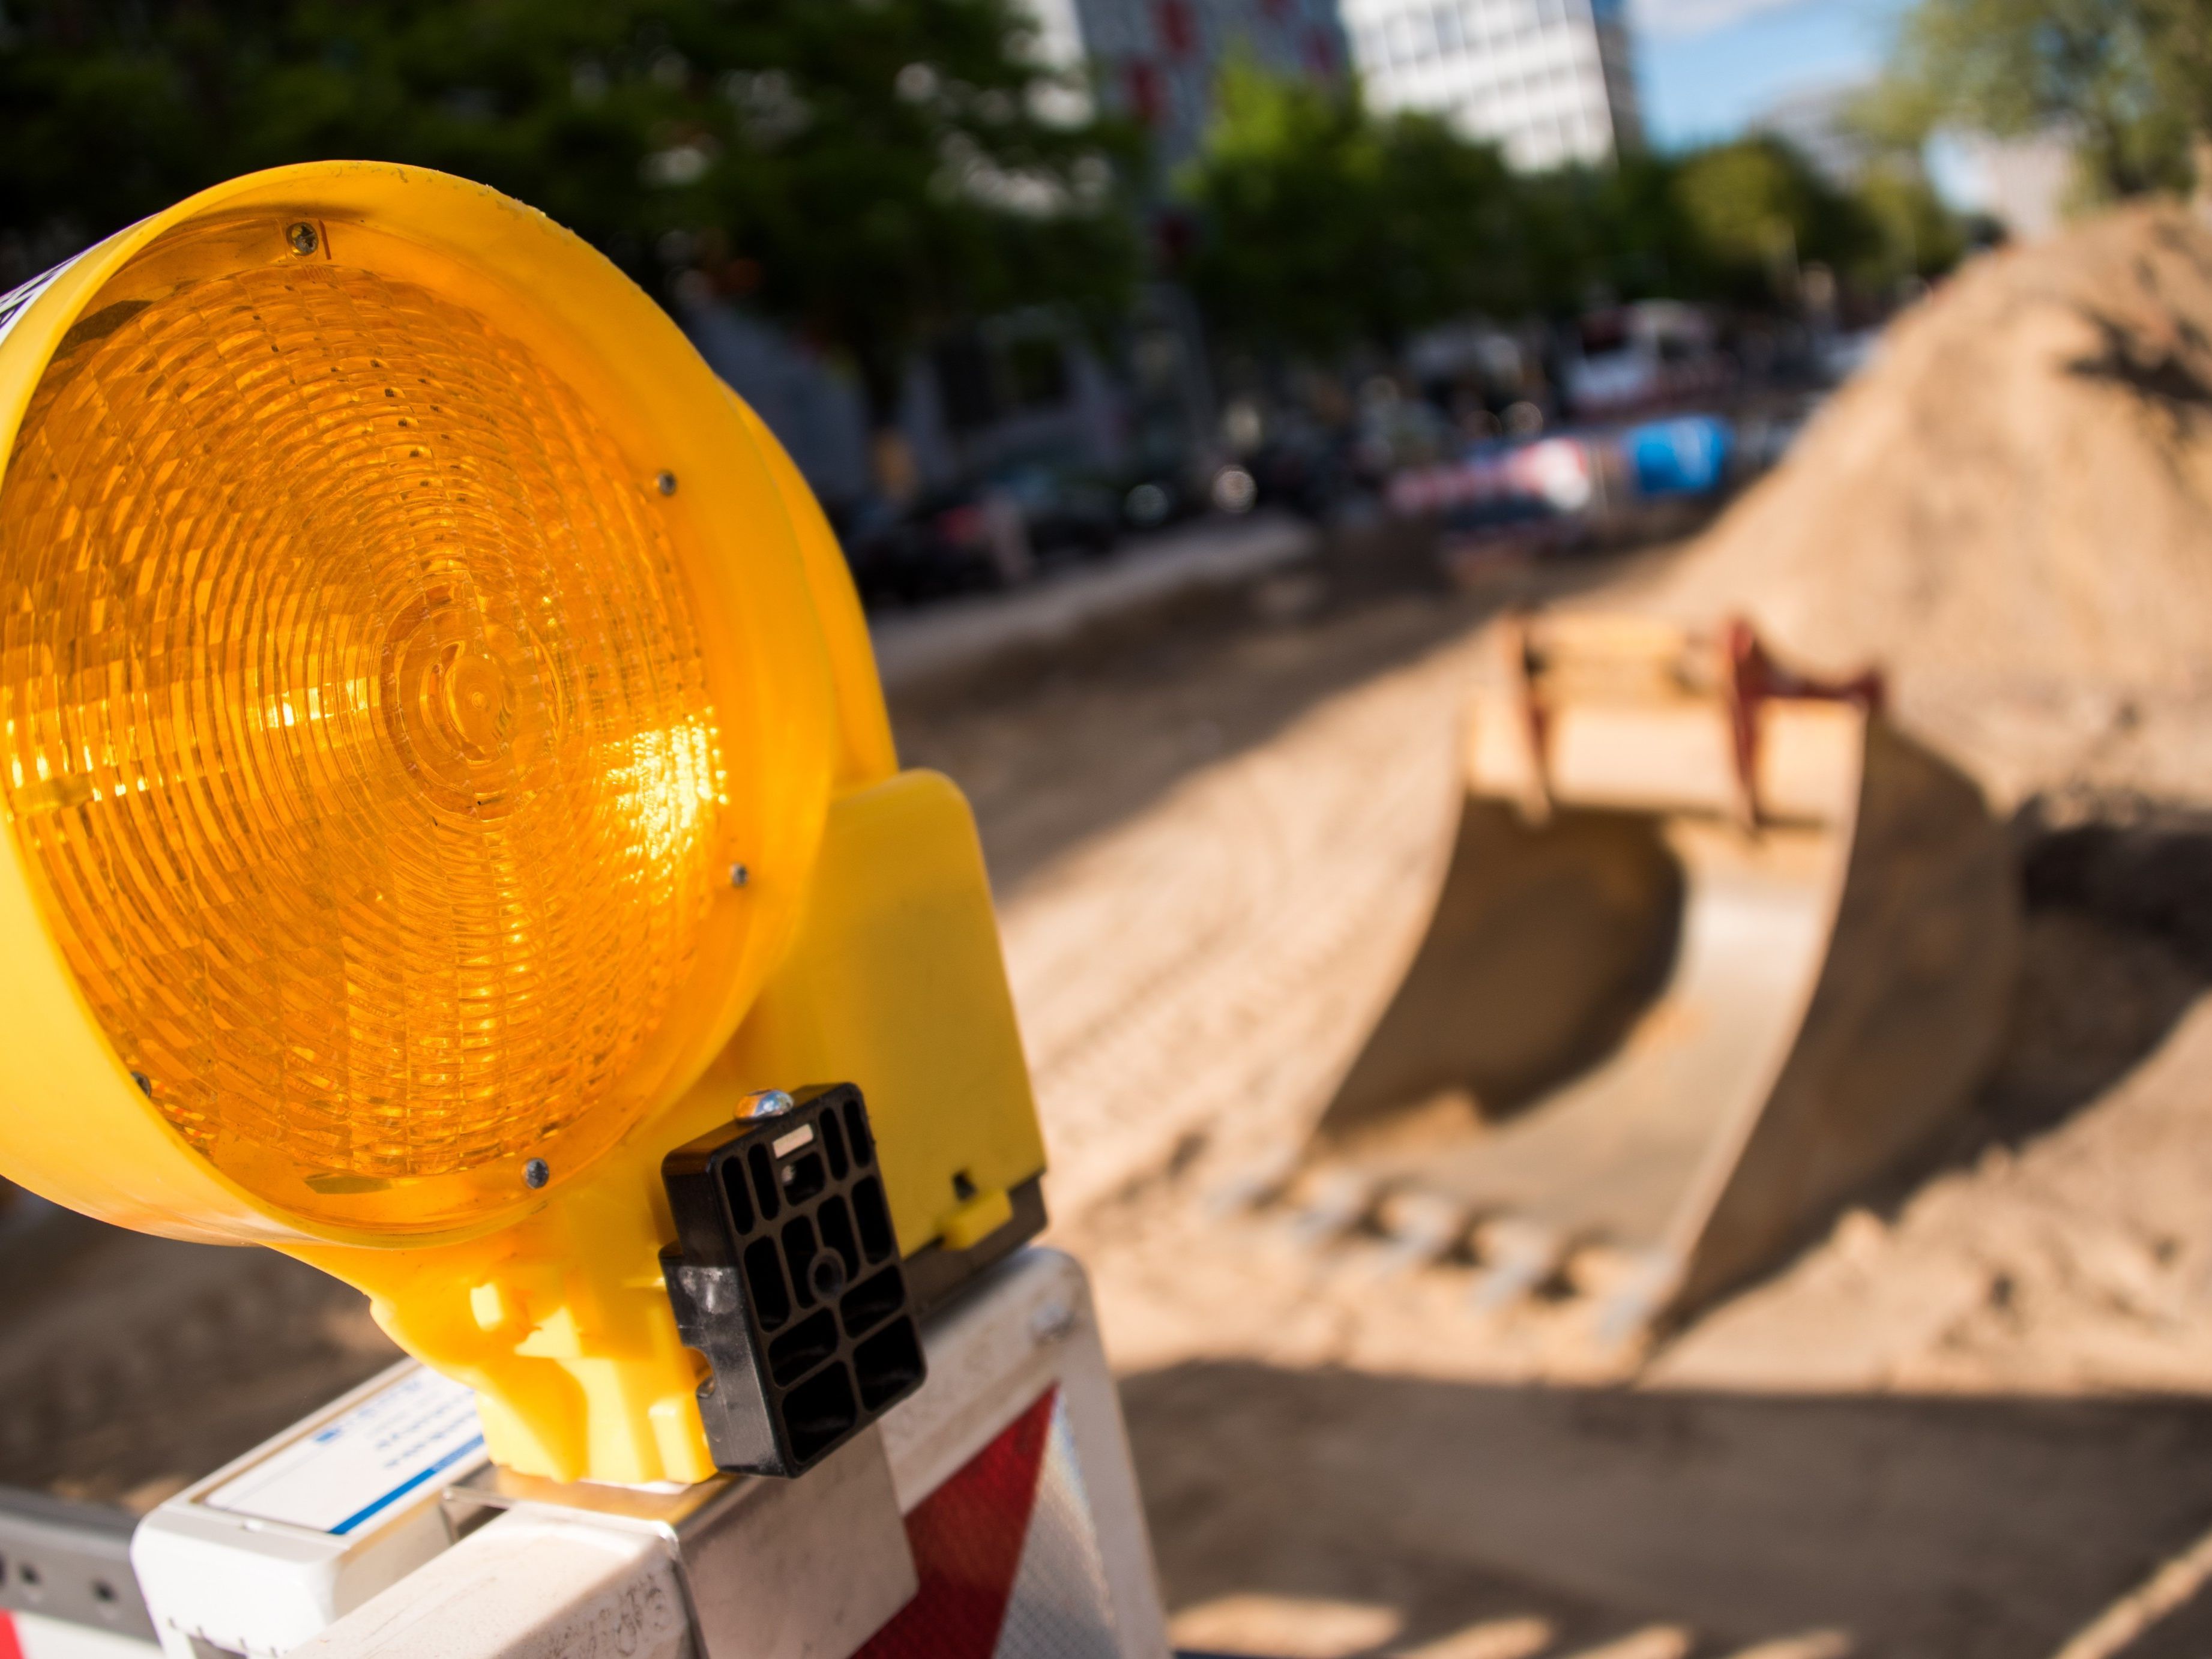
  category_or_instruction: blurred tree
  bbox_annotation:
[1516,154,1711,308]
[1849,158,1964,286]
[0,0,1142,419]
[1372,111,1531,323]
[2139,0,2212,195]
[1173,62,1522,357]
[1875,0,2189,200]
[1671,137,1878,303]
[1175,63,1947,360]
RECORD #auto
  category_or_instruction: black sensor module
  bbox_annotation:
[661,1082,926,1477]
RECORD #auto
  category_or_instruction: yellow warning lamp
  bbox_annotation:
[0,164,1044,1484]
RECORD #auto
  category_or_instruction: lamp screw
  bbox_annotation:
[523,1158,550,1190]
[287,222,320,257]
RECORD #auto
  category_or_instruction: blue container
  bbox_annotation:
[1621,415,1733,498]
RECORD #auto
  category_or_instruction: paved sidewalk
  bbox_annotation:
[869,511,1319,698]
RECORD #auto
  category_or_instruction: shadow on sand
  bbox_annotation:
[1123,1358,2212,1658]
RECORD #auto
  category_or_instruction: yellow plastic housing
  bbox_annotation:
[0,164,1046,1481]
[0,166,846,1244]
[4,226,728,1232]
[297,765,1046,1484]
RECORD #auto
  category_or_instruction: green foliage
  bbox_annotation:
[1176,67,1942,359]
[1881,0,2192,199]
[1669,137,1878,300]
[1852,158,1965,282]
[0,0,1142,411]
[0,8,1983,391]
[1513,155,1710,305]
[2141,0,2212,167]
[1172,62,1522,355]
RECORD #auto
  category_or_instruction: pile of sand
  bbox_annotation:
[1654,203,2212,808]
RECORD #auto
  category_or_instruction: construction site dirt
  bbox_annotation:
[12,202,2212,1659]
[7,555,2212,1658]
[914,571,2212,1659]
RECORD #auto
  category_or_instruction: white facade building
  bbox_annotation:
[1342,0,1642,172]
[1935,130,2076,242]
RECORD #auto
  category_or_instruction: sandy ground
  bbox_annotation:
[0,1206,396,1509]
[1651,205,2212,820]
[891,556,2212,1659]
[5,199,2210,1659]
[7,531,2212,1658]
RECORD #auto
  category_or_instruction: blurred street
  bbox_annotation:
[902,526,2212,1658]
[10,0,2212,1655]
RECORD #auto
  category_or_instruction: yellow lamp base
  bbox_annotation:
[289,769,1047,1484]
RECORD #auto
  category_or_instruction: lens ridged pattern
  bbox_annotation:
[0,259,726,1209]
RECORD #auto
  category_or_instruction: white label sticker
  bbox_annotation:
[201,1367,487,1537]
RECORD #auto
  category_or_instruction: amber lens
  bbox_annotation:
[0,239,727,1227]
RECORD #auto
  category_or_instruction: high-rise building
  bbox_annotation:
[1027,0,1352,166]
[1340,0,1642,172]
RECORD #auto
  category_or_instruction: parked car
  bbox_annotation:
[842,457,1134,607]
[1563,303,1736,420]
[840,490,1005,608]
[983,459,1123,559]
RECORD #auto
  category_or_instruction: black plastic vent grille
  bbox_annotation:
[661,1083,926,1477]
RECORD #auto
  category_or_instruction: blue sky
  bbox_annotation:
[1629,0,1913,150]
